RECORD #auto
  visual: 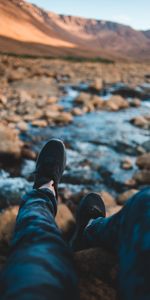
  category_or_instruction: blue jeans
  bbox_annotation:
[0,189,79,300]
[1,188,150,300]
[84,187,150,300]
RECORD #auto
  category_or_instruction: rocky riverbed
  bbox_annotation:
[0,56,150,299]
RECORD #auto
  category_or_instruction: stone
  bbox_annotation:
[47,96,58,104]
[0,123,23,159]
[100,191,116,208]
[63,167,102,185]
[104,96,129,111]
[31,119,48,127]
[129,98,141,107]
[72,107,84,116]
[75,92,91,105]
[131,116,150,129]
[55,204,75,238]
[16,121,28,132]
[0,206,19,244]
[117,189,138,205]
[89,78,103,92]
[21,147,37,160]
[106,205,122,217]
[54,112,73,124]
[121,158,133,170]
[133,170,150,184]
[136,153,150,170]
[75,248,117,300]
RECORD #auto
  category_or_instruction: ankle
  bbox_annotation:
[39,180,56,197]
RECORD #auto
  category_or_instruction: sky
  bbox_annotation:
[28,0,150,30]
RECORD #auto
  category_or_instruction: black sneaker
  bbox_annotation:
[71,192,106,251]
[33,139,66,199]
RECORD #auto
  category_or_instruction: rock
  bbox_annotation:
[55,204,75,238]
[21,147,37,160]
[72,107,84,116]
[133,170,150,184]
[106,205,122,217]
[92,95,104,109]
[136,153,150,170]
[0,123,23,159]
[100,191,116,208]
[23,112,43,122]
[31,119,48,127]
[89,78,103,92]
[125,178,136,187]
[63,167,102,185]
[104,96,129,111]
[53,112,73,124]
[131,116,150,129]
[16,121,28,132]
[75,248,117,300]
[47,96,58,104]
[121,158,133,170]
[75,92,91,105]
[117,189,138,205]
[141,140,150,152]
[129,98,141,107]
[0,206,19,244]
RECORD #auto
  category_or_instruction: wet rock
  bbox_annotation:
[129,98,141,107]
[0,171,32,209]
[0,123,23,159]
[54,112,73,124]
[131,116,150,129]
[21,147,37,160]
[63,167,102,185]
[71,107,84,116]
[89,78,103,92]
[31,119,48,127]
[103,96,129,111]
[112,86,149,100]
[117,189,138,205]
[141,140,150,152]
[133,170,150,185]
[121,158,133,170]
[75,248,117,300]
[136,153,150,170]
[75,92,91,105]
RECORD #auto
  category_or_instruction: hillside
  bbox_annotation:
[0,0,150,61]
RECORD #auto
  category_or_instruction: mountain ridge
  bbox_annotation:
[0,0,150,61]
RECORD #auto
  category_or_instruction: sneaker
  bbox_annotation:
[71,192,106,251]
[33,139,66,199]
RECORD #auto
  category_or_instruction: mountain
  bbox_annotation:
[0,0,150,61]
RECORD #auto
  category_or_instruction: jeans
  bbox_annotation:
[84,187,150,300]
[0,187,150,300]
[0,189,79,300]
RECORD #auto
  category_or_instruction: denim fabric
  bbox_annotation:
[84,187,150,300]
[0,189,79,300]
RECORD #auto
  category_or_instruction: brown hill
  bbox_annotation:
[0,0,150,61]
